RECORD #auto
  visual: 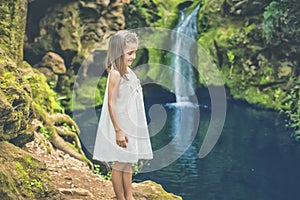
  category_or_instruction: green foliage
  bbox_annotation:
[0,0,27,63]
[38,124,51,139]
[262,0,300,44]
[280,80,300,130]
[93,164,111,180]
[124,0,195,29]
[227,51,235,64]
[244,22,257,35]
[30,179,44,192]
[63,122,77,133]
[15,162,34,197]
[231,86,271,106]
[23,64,63,114]
[93,161,149,180]
[123,0,161,28]
[197,0,300,134]
[132,160,150,175]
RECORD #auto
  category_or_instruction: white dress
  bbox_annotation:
[93,69,153,163]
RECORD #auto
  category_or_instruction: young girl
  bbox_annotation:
[93,30,153,200]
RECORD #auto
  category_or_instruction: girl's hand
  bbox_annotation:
[116,130,128,148]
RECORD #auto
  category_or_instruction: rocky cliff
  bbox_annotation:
[196,0,299,136]
[0,0,182,199]
[123,0,300,137]
[24,0,299,136]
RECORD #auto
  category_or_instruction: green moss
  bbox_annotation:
[196,0,289,109]
[124,0,160,28]
[134,181,182,200]
[0,58,62,142]
[125,0,196,29]
[23,64,63,114]
[15,161,34,197]
[0,0,28,63]
[0,142,63,199]
[151,0,181,28]
[242,87,270,105]
[0,55,35,143]
[0,169,19,199]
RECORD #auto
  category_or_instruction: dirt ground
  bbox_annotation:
[24,132,117,200]
[23,132,182,200]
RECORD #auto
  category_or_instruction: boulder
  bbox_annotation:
[0,141,64,200]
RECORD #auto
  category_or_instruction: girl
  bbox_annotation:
[93,30,153,200]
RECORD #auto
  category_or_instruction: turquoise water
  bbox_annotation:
[133,87,300,200]
[75,86,300,200]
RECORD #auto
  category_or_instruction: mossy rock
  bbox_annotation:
[0,141,64,200]
[0,54,34,145]
[197,0,300,131]
[0,50,62,146]
[0,0,28,63]
[133,180,182,200]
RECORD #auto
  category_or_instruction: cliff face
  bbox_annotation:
[123,0,300,136]
[23,0,299,135]
[0,142,64,199]
[0,1,183,199]
[24,0,128,111]
[24,0,190,111]
[0,0,27,63]
[0,0,65,199]
[1,0,299,198]
[197,0,299,135]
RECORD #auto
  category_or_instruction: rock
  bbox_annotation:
[0,55,34,145]
[278,62,292,78]
[25,0,128,111]
[0,0,28,63]
[59,188,94,197]
[23,131,183,199]
[37,67,59,87]
[226,0,268,16]
[133,180,182,200]
[0,141,64,200]
[37,52,67,74]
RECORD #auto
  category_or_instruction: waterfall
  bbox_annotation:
[171,4,200,105]
[148,4,202,171]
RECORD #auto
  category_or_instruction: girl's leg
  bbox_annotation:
[123,163,133,200]
[112,162,125,200]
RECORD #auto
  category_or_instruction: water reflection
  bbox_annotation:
[140,102,200,173]
[135,99,300,200]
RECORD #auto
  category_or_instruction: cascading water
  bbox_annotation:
[149,4,202,170]
[171,4,200,105]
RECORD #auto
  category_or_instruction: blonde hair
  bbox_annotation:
[105,30,138,78]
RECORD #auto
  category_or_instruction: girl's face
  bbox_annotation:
[123,42,137,67]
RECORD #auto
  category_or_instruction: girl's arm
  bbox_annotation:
[107,70,128,148]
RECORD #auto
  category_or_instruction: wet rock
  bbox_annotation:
[36,52,67,74]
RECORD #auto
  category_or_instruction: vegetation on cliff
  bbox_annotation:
[1,0,91,198]
[197,0,299,136]
[24,0,128,111]
[22,0,300,136]
[1,0,299,198]
[123,0,299,137]
[0,142,64,199]
[0,0,184,199]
